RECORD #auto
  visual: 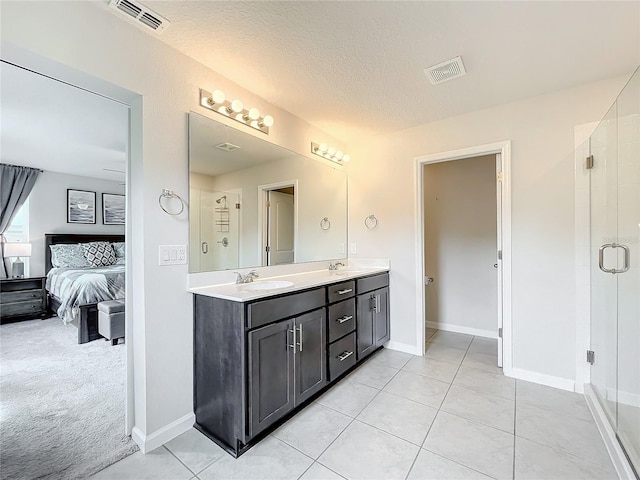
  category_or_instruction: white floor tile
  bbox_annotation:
[516,380,593,422]
[357,391,438,445]
[453,365,515,400]
[346,361,399,389]
[441,385,515,433]
[425,342,467,364]
[427,331,473,350]
[198,436,313,480]
[383,371,450,409]
[369,348,413,370]
[461,351,501,373]
[515,436,617,480]
[423,411,514,480]
[299,462,346,480]
[272,403,351,459]
[468,337,498,355]
[516,403,611,466]
[408,449,493,480]
[316,379,379,417]
[91,447,193,480]
[426,328,438,341]
[318,421,419,480]
[402,355,460,384]
[164,428,226,474]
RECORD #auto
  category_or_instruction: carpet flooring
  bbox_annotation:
[0,317,138,480]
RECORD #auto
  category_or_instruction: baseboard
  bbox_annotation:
[131,412,195,453]
[509,367,575,392]
[584,384,636,480]
[427,321,496,339]
[385,340,421,356]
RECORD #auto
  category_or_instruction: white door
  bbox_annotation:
[267,191,294,265]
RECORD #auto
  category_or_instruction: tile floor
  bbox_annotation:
[92,330,618,480]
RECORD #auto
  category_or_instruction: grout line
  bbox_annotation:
[163,445,198,477]
[421,447,500,480]
[403,444,422,480]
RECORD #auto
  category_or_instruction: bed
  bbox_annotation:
[45,233,125,344]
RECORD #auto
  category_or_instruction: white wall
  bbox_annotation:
[424,155,497,336]
[347,75,630,384]
[29,171,125,276]
[0,0,347,445]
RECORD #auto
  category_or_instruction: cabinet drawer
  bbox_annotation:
[356,273,389,294]
[247,288,325,330]
[1,289,44,304]
[327,280,355,304]
[1,299,45,317]
[327,298,355,343]
[328,332,356,381]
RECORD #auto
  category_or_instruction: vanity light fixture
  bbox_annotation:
[311,142,350,164]
[199,88,274,135]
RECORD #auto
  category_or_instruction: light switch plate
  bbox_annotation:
[350,242,357,254]
[159,245,187,265]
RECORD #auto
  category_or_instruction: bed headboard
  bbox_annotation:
[44,233,126,274]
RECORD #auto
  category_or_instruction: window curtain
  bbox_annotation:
[0,164,41,278]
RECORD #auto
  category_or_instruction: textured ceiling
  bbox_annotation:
[143,1,640,142]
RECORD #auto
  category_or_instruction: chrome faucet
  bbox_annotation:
[235,270,259,284]
[329,262,345,271]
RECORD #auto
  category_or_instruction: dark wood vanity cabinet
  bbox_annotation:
[194,272,389,457]
[356,273,390,360]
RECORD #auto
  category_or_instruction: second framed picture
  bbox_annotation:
[67,189,96,224]
[103,193,125,225]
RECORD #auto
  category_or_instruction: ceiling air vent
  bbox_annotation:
[215,142,241,152]
[108,0,170,33]
[424,56,466,85]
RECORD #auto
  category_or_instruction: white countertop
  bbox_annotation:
[188,266,389,302]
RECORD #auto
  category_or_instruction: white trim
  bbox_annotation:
[384,340,422,356]
[414,141,512,377]
[257,180,298,266]
[584,384,637,480]
[131,413,195,454]
[510,367,575,392]
[426,321,497,339]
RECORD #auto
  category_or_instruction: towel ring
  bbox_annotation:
[364,214,378,230]
[159,189,185,216]
[320,217,331,230]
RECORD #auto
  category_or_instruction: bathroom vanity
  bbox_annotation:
[191,269,389,456]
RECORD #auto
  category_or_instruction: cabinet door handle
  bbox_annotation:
[337,288,353,295]
[297,324,303,352]
[337,315,353,324]
[288,328,296,350]
[338,351,353,362]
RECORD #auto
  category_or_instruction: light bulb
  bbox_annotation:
[328,146,336,157]
[335,151,344,161]
[244,107,260,122]
[261,115,274,127]
[227,99,243,114]
[318,143,328,153]
[211,90,225,104]
[342,154,350,163]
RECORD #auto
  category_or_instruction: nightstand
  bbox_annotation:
[0,277,48,323]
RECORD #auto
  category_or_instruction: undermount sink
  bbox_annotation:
[240,280,294,291]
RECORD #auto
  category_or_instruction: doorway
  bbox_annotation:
[259,181,297,266]
[415,141,512,374]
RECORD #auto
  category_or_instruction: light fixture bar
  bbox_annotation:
[199,88,273,135]
[310,142,350,164]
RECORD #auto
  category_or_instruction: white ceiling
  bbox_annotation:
[144,0,640,142]
[0,61,129,181]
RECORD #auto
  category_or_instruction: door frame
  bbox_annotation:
[414,141,512,376]
[257,180,298,266]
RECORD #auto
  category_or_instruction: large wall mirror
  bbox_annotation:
[189,112,348,273]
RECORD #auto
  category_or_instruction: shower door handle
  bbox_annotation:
[599,243,630,274]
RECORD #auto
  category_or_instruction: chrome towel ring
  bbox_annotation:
[364,214,378,229]
[159,189,185,216]
[320,217,331,230]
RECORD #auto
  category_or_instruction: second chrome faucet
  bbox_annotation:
[235,270,259,284]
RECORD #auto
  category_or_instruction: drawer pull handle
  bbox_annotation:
[288,328,296,350]
[337,315,353,324]
[337,288,353,295]
[338,351,354,362]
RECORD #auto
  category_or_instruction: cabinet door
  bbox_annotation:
[294,308,327,405]
[248,319,295,436]
[374,287,390,346]
[356,293,376,359]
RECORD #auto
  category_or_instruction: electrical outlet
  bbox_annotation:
[350,242,357,254]
[159,245,187,265]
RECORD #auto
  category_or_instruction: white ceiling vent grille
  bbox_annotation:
[424,56,466,85]
[215,142,241,152]
[108,0,170,33]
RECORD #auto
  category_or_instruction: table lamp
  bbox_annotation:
[4,242,32,278]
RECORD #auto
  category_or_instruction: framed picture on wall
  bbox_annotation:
[67,189,96,224]
[102,193,125,225]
